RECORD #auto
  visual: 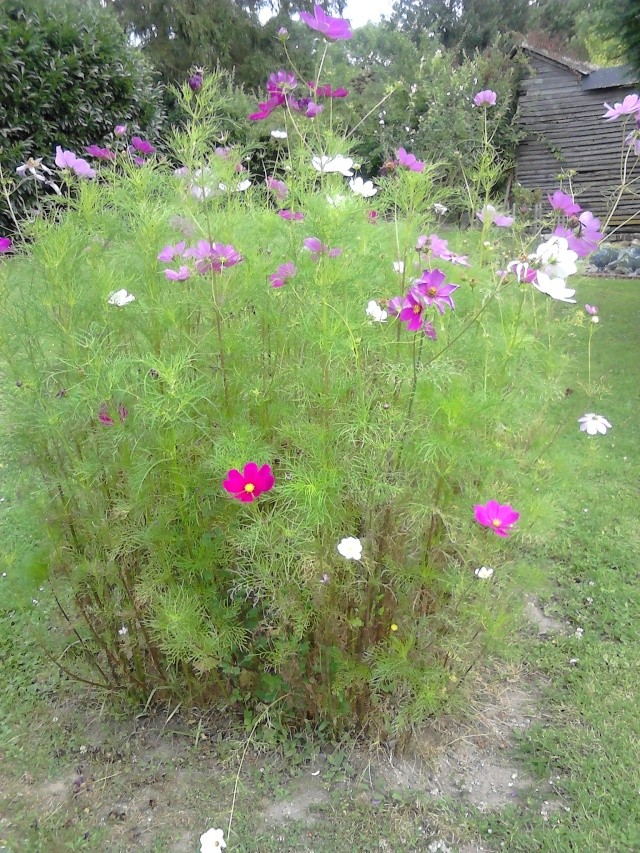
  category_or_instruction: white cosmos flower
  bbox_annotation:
[312,154,354,176]
[531,236,578,279]
[533,272,576,303]
[118,625,128,636]
[433,202,448,215]
[271,129,288,139]
[349,176,377,197]
[366,300,388,322]
[108,289,136,307]
[578,413,612,435]
[326,194,347,206]
[236,179,252,192]
[337,537,362,560]
[392,261,404,274]
[200,828,227,852]
[474,566,494,579]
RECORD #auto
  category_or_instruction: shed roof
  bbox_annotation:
[513,42,640,91]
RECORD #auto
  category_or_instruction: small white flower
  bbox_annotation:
[533,272,576,303]
[312,154,354,176]
[433,203,448,215]
[326,194,347,206]
[574,627,584,638]
[392,261,404,274]
[200,828,226,852]
[530,236,578,279]
[236,179,252,192]
[118,625,128,636]
[349,176,377,197]
[474,566,494,579]
[578,413,612,436]
[337,537,362,561]
[108,289,136,307]
[271,130,288,139]
[366,300,388,322]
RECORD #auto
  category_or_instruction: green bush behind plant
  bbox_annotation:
[0,0,165,233]
[0,73,568,736]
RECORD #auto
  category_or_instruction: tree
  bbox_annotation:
[598,0,640,72]
[391,0,530,54]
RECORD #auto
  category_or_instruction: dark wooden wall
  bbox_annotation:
[515,53,640,235]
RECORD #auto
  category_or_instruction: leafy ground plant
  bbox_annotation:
[0,16,600,740]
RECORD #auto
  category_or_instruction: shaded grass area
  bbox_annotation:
[1,276,639,851]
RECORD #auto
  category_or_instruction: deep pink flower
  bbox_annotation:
[474,500,519,537]
[549,190,581,217]
[267,178,289,200]
[278,209,304,221]
[585,303,598,316]
[187,241,243,273]
[85,144,115,161]
[248,96,282,121]
[414,268,459,315]
[131,136,156,155]
[269,261,297,288]
[222,462,275,502]
[299,3,353,41]
[312,83,349,98]
[507,260,537,283]
[0,236,12,253]
[368,210,378,223]
[98,402,128,426]
[602,94,640,121]
[473,90,497,107]
[165,265,192,281]
[399,290,427,331]
[417,234,469,266]
[157,242,186,262]
[396,147,424,173]
[189,72,203,91]
[304,237,341,259]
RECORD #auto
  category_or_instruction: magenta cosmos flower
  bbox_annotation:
[473,90,497,107]
[165,265,191,281]
[157,242,187,262]
[0,236,12,253]
[98,402,128,426]
[398,290,436,336]
[396,147,424,173]
[269,262,297,288]
[414,268,459,314]
[130,136,156,155]
[187,241,243,273]
[223,462,275,502]
[304,237,341,259]
[267,70,297,96]
[549,190,581,217]
[278,209,304,221]
[474,500,520,537]
[312,83,349,98]
[85,145,115,161]
[602,94,640,121]
[299,4,353,41]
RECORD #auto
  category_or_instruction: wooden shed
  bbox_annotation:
[514,43,640,234]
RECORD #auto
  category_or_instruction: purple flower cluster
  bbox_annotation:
[157,240,243,279]
[389,268,459,339]
[249,69,349,122]
[548,190,603,257]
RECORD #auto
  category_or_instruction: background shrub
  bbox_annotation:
[0,0,165,232]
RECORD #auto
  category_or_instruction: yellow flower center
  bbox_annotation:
[244,482,255,493]
[492,518,501,527]
[412,304,421,314]
[427,287,437,297]
[390,624,398,632]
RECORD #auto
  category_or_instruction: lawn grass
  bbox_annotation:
[1,276,639,852]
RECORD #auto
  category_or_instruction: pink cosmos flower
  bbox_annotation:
[267,70,297,95]
[0,236,12,253]
[417,234,469,266]
[248,97,282,121]
[130,136,156,155]
[477,205,514,227]
[189,72,203,91]
[157,242,186,262]
[584,304,598,316]
[278,209,304,221]
[507,260,537,283]
[387,295,404,316]
[474,500,520,537]
[304,237,341,259]
[222,462,275,502]
[114,124,127,136]
[549,190,581,217]
[602,94,640,121]
[85,145,115,161]
[399,289,427,331]
[55,147,96,178]
[473,89,497,107]
[368,210,378,223]
[98,402,128,426]
[267,178,289,200]
[396,147,424,173]
[165,265,192,281]
[311,83,349,98]
[269,261,297,288]
[187,241,243,274]
[299,4,353,41]
[414,268,459,315]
